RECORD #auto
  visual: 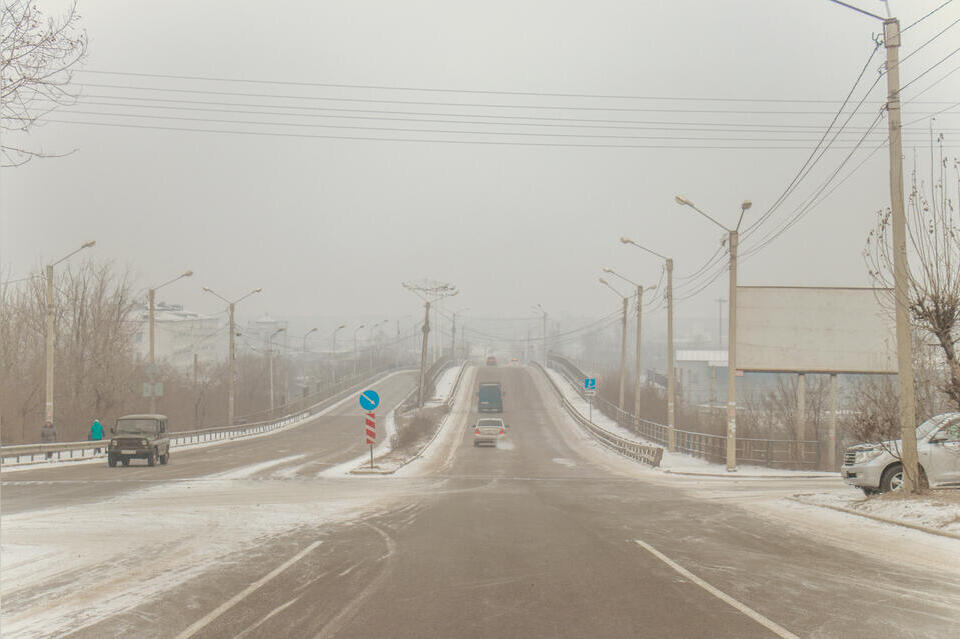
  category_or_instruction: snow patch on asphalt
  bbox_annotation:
[424,364,461,406]
[207,454,306,480]
[0,476,392,639]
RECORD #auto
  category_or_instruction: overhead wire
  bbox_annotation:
[902,0,956,32]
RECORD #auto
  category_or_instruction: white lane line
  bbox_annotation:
[632,539,800,639]
[174,541,322,639]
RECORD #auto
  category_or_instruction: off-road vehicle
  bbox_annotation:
[107,414,171,467]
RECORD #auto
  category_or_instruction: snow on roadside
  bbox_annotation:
[318,400,404,477]
[546,367,831,478]
[424,364,460,406]
[794,488,960,536]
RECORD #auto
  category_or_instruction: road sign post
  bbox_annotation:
[360,390,380,469]
[584,378,597,422]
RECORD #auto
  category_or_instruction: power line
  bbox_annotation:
[76,68,950,104]
[899,46,960,93]
[903,0,956,32]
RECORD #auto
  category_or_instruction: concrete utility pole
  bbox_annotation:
[620,238,677,451]
[884,17,919,491]
[269,327,285,413]
[403,280,458,408]
[43,241,96,428]
[675,196,750,471]
[598,278,629,411]
[148,270,193,413]
[202,286,261,426]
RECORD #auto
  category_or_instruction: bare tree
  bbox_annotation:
[865,142,960,408]
[1,0,87,166]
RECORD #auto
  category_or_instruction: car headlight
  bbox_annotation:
[110,439,117,446]
[140,439,147,446]
[853,448,884,464]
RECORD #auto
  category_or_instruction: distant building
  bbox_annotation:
[133,302,224,370]
[239,313,289,355]
[675,350,728,406]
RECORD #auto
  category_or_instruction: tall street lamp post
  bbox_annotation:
[598,278,630,411]
[603,267,657,426]
[532,304,548,365]
[674,195,751,471]
[302,327,318,352]
[44,240,96,429]
[148,270,193,413]
[202,286,262,426]
[621,237,677,451]
[269,327,286,413]
[330,324,346,384]
[352,324,366,376]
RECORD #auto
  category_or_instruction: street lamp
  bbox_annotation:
[598,277,630,411]
[603,267,657,422]
[330,323,346,384]
[353,324,366,376]
[675,195,751,471]
[621,236,677,452]
[202,286,262,425]
[269,327,286,413]
[147,269,193,413]
[44,240,96,429]
[302,327,318,352]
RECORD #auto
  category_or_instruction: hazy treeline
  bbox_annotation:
[0,260,342,445]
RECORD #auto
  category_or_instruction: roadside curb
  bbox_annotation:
[786,496,960,541]
[663,470,837,479]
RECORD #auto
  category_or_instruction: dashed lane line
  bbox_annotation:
[632,539,800,639]
[173,540,322,639]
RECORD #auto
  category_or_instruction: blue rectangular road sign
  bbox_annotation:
[584,378,596,391]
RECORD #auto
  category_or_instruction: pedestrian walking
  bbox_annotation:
[40,421,57,459]
[89,419,105,454]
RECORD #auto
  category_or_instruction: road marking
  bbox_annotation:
[173,541,322,639]
[632,539,800,639]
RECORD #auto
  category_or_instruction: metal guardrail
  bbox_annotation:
[536,362,663,468]
[548,353,821,469]
[1,366,405,467]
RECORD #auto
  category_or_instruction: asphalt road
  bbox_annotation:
[3,364,959,638]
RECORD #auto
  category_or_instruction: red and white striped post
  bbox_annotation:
[365,411,376,468]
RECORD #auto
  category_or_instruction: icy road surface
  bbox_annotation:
[2,366,959,638]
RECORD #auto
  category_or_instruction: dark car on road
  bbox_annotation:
[108,414,171,467]
[478,382,503,412]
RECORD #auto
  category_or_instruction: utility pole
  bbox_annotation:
[43,241,96,430]
[203,286,261,426]
[884,17,919,491]
[403,280,458,408]
[620,239,676,451]
[666,258,676,452]
[148,270,192,413]
[619,296,628,411]
[418,302,431,407]
[269,327,285,414]
[634,285,643,420]
[726,228,739,471]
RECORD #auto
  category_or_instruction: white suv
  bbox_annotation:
[841,413,960,494]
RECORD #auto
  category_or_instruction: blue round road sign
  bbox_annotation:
[359,389,380,411]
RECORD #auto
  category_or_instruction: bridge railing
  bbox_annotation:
[1,365,406,467]
[536,361,663,468]
[547,353,820,469]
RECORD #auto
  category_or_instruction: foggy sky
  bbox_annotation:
[3,0,958,334]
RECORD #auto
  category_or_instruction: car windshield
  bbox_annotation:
[115,419,159,436]
[478,419,502,427]
[915,417,944,440]
[479,386,500,399]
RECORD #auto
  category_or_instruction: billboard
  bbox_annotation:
[735,286,896,374]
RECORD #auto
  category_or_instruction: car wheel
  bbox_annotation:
[880,463,903,492]
[160,450,169,465]
[147,449,156,467]
[108,455,117,468]
[121,458,130,466]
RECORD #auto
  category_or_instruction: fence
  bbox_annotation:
[547,354,820,469]
[537,362,663,467]
[1,365,406,467]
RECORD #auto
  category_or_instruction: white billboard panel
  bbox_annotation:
[736,286,896,374]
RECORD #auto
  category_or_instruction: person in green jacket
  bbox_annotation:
[89,419,105,454]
